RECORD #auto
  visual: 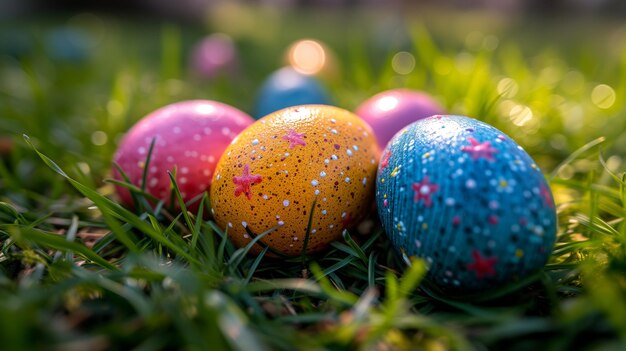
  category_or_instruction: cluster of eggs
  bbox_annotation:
[113,35,557,294]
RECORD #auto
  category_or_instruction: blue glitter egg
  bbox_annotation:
[46,28,93,63]
[254,67,332,118]
[376,115,557,293]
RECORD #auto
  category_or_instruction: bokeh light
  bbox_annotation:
[287,39,326,75]
[591,84,616,109]
[391,51,415,75]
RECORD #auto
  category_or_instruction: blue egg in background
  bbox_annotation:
[254,67,332,118]
[46,28,93,63]
[376,115,557,294]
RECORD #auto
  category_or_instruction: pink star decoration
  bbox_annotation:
[411,176,439,207]
[282,129,306,148]
[461,137,498,161]
[466,250,498,278]
[380,151,392,171]
[540,184,554,208]
[232,164,262,200]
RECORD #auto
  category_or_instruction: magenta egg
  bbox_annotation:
[189,34,238,79]
[356,89,445,149]
[113,100,254,210]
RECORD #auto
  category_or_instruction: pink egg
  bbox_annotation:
[355,89,445,149]
[190,34,238,79]
[113,100,254,210]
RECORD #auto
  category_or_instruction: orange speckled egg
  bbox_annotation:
[210,105,380,256]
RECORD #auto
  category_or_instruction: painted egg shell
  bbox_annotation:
[376,115,556,293]
[113,100,254,211]
[356,89,445,150]
[190,33,238,79]
[46,28,93,63]
[254,67,332,118]
[210,105,380,256]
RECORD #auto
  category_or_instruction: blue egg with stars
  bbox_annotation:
[376,115,557,294]
[254,67,332,118]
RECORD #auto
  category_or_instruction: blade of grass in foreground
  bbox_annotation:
[24,135,201,266]
[5,225,117,270]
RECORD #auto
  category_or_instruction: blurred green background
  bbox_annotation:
[2,1,625,191]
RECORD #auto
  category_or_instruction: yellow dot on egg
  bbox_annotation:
[499,180,508,188]
[516,249,524,257]
[137,161,145,169]
[390,167,399,177]
[423,152,431,158]
[422,223,428,230]
[381,178,385,183]
[531,164,538,169]
[384,194,387,198]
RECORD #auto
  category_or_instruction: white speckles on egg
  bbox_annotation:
[346,149,353,156]
[149,178,159,188]
[242,221,248,228]
[362,177,367,185]
[210,105,379,256]
[180,177,188,184]
[222,127,231,136]
[203,127,212,135]
[113,101,253,212]
[278,220,285,226]
[465,179,476,189]
[376,115,557,293]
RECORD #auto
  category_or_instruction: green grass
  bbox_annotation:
[1,6,626,351]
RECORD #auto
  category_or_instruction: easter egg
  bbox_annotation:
[190,33,238,79]
[113,100,254,211]
[254,67,332,118]
[45,28,93,63]
[210,105,379,256]
[356,89,445,150]
[376,115,556,293]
